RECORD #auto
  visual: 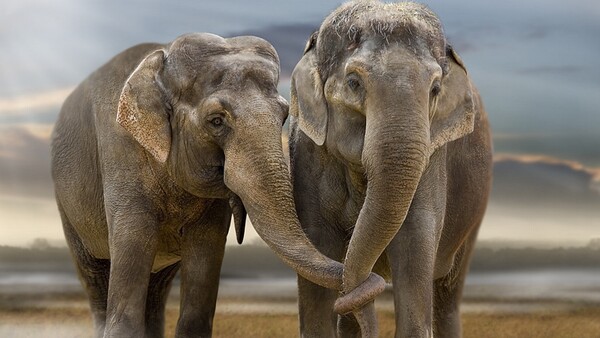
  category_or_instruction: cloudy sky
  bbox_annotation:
[1,0,599,247]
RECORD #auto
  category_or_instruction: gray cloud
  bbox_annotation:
[517,65,582,76]
[523,26,550,40]
[491,155,600,212]
[0,127,53,198]
[492,133,600,168]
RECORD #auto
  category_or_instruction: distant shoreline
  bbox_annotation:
[2,241,600,274]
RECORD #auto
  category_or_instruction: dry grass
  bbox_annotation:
[209,309,600,338]
[462,308,600,338]
[3,305,599,337]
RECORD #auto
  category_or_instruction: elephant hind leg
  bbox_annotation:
[145,262,180,338]
[433,230,478,338]
[337,312,361,337]
[59,203,110,338]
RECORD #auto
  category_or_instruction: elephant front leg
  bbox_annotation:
[145,262,181,338]
[386,208,440,338]
[104,210,161,337]
[298,275,339,337]
[297,226,348,337]
[382,150,447,338]
[176,199,230,338]
[433,229,479,338]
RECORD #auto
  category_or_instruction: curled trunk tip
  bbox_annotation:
[333,273,386,315]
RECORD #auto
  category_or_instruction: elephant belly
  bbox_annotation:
[71,217,183,273]
[77,226,110,260]
[152,226,183,273]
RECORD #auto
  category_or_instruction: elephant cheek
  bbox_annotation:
[329,111,366,166]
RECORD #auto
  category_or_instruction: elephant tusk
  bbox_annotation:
[229,195,246,245]
[333,273,386,315]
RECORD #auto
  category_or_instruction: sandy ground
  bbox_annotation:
[1,280,600,338]
[2,298,600,338]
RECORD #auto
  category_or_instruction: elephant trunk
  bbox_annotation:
[335,103,429,315]
[223,116,385,295]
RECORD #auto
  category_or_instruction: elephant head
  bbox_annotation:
[115,33,384,300]
[291,1,476,314]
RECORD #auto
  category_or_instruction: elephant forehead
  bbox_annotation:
[165,53,279,103]
[323,1,442,38]
[166,36,278,86]
[207,54,279,90]
[317,1,445,76]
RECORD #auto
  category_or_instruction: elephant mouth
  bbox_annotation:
[199,165,224,180]
[184,165,229,198]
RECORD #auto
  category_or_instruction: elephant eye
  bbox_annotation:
[347,75,361,91]
[431,81,442,97]
[205,112,229,136]
[210,116,224,127]
[165,101,173,112]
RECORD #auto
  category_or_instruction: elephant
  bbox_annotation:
[51,33,384,338]
[289,2,493,337]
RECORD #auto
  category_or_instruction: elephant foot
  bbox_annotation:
[333,273,386,315]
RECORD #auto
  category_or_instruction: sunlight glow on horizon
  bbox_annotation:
[0,88,74,115]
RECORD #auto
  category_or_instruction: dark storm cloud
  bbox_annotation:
[0,127,53,198]
[491,155,600,212]
[493,133,600,168]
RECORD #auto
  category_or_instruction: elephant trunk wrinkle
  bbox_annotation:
[224,133,345,289]
[225,133,385,295]
[340,106,428,331]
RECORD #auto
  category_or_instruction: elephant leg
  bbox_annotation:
[176,199,230,338]
[297,226,347,337]
[298,274,338,337]
[433,229,478,338]
[104,207,160,337]
[145,262,181,338]
[386,210,438,338]
[59,202,110,338]
[337,312,361,337]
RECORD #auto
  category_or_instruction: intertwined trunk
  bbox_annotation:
[337,101,429,335]
[224,116,383,294]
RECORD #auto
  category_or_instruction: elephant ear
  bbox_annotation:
[290,32,328,146]
[117,49,171,163]
[429,45,476,152]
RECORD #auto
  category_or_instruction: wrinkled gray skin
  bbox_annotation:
[290,2,492,337]
[51,33,383,338]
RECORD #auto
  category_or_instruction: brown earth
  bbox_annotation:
[1,298,599,338]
